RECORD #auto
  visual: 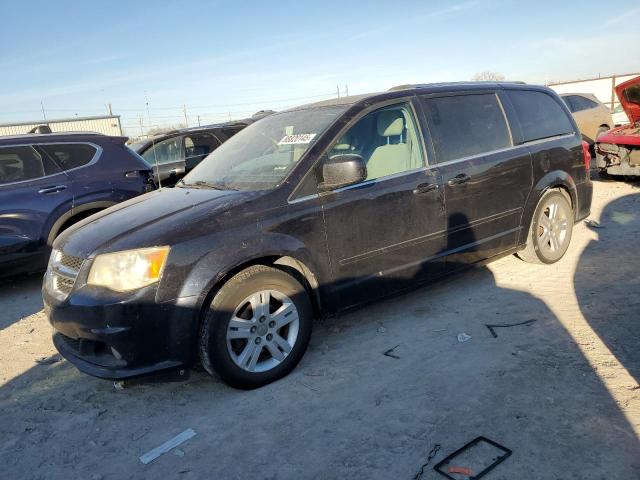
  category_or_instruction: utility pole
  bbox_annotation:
[183,104,188,127]
[344,84,349,97]
[107,103,113,116]
[336,85,340,98]
[138,116,144,137]
[40,100,47,121]
[197,115,201,126]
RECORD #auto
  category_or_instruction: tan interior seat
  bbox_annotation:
[365,110,410,179]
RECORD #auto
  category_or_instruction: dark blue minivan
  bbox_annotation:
[0,132,152,276]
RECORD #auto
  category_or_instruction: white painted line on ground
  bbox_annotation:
[139,428,197,465]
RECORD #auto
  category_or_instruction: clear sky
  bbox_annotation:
[1,0,638,135]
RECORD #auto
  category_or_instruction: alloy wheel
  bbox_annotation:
[536,197,570,260]
[226,290,300,373]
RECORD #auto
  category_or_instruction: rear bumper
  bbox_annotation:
[575,180,592,222]
[44,283,201,379]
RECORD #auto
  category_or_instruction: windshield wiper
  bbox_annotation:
[179,180,237,190]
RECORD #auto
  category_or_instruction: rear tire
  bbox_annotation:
[517,189,573,264]
[199,265,313,389]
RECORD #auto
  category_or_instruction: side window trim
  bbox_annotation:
[37,142,100,173]
[0,142,101,187]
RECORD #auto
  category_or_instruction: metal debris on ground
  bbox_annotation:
[457,333,472,343]
[139,428,197,465]
[414,443,441,480]
[383,345,400,359]
[485,319,537,338]
[113,381,126,390]
[434,436,512,480]
[584,219,605,228]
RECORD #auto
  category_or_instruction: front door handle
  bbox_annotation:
[447,173,471,186]
[38,185,67,194]
[413,183,439,195]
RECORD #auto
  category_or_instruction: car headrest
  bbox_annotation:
[333,134,355,151]
[377,110,405,137]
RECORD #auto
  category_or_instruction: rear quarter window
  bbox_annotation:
[508,90,575,143]
[40,143,97,171]
[422,93,512,163]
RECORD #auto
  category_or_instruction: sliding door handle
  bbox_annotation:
[447,174,471,186]
[413,183,439,195]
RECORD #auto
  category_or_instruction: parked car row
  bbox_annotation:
[0,132,152,277]
[0,114,267,276]
[129,111,274,187]
[42,81,592,389]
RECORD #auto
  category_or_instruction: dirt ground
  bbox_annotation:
[1,177,639,480]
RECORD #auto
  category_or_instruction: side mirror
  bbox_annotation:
[320,154,367,190]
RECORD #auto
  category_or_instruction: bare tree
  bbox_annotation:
[472,71,506,81]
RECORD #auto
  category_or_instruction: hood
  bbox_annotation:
[616,75,640,124]
[55,187,260,258]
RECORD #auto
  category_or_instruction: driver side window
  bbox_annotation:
[327,103,425,181]
[142,137,182,165]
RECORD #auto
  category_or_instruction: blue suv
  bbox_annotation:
[0,132,152,276]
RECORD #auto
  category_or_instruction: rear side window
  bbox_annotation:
[564,95,598,112]
[0,145,60,184]
[40,143,97,170]
[508,91,574,142]
[422,93,511,163]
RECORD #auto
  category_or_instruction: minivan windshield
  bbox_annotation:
[181,106,346,190]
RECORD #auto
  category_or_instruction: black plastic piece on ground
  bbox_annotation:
[485,319,537,338]
[383,344,400,359]
[434,436,512,480]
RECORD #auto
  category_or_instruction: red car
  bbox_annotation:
[595,76,640,176]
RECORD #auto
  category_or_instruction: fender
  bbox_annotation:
[518,170,577,246]
[169,227,332,307]
[47,201,116,246]
[167,230,332,364]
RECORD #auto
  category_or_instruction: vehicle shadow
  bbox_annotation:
[0,213,639,479]
[575,191,640,384]
[0,272,43,331]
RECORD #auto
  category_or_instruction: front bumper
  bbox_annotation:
[44,281,201,380]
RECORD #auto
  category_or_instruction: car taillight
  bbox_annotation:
[581,140,591,173]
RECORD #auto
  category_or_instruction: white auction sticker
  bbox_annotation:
[278,133,317,145]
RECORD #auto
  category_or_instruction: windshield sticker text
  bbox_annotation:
[277,133,317,145]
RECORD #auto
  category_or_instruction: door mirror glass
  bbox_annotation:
[320,154,367,190]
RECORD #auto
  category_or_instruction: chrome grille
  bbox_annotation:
[53,275,75,295]
[59,253,84,271]
[48,250,84,300]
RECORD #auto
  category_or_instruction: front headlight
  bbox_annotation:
[87,246,170,292]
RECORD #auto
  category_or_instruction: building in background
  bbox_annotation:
[0,115,122,137]
[549,73,639,111]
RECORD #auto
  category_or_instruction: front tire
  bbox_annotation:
[517,189,573,264]
[199,265,313,389]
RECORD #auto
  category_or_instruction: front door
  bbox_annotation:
[419,92,532,270]
[319,100,446,309]
[141,136,185,186]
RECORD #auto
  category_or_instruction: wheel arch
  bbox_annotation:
[519,170,577,246]
[198,254,323,319]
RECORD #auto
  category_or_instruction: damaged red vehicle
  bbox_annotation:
[595,75,640,176]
